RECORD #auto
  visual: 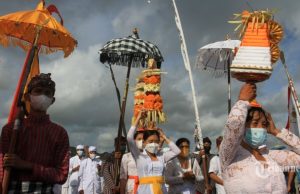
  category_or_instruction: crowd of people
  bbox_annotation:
[55,130,224,194]
[0,74,300,194]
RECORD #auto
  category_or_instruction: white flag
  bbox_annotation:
[173,0,190,71]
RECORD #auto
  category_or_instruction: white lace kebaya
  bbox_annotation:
[219,100,300,194]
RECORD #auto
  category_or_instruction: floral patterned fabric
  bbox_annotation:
[220,100,300,194]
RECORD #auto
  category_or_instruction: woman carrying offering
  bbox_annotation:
[220,83,300,194]
[127,111,181,194]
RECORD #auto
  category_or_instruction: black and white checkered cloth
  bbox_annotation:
[99,36,163,68]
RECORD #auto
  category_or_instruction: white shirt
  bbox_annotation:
[52,184,62,194]
[120,152,138,194]
[69,155,84,187]
[62,174,70,189]
[165,157,204,194]
[208,155,226,194]
[127,126,181,194]
[78,157,102,194]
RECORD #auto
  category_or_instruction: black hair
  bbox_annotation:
[175,138,190,147]
[134,131,144,140]
[114,136,126,145]
[143,130,160,141]
[28,73,55,95]
[203,137,212,145]
[246,107,269,127]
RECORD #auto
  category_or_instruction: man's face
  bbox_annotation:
[121,141,127,147]
[77,149,84,156]
[25,86,55,112]
[120,141,127,153]
[89,151,96,159]
[204,142,211,153]
[30,86,54,97]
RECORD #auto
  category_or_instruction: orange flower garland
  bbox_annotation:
[132,59,166,128]
[143,75,161,84]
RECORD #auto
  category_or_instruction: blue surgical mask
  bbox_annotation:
[77,150,83,157]
[244,128,267,148]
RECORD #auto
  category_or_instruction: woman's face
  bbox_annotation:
[245,111,268,129]
[179,142,190,158]
[143,134,159,146]
[135,133,144,141]
[135,133,144,150]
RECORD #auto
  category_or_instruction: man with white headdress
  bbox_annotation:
[78,146,102,194]
[69,145,86,194]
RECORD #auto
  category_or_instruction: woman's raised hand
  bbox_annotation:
[266,112,280,136]
[239,83,257,102]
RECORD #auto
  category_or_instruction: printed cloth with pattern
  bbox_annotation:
[220,100,300,194]
[99,35,163,68]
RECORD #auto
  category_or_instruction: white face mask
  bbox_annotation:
[89,153,96,160]
[145,143,159,154]
[136,140,143,150]
[30,95,53,111]
[77,150,83,157]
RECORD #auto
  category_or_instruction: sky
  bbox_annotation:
[0,0,300,153]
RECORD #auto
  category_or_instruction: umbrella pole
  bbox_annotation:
[109,64,122,110]
[114,55,133,186]
[108,64,129,149]
[2,30,41,194]
[280,51,300,117]
[227,59,231,114]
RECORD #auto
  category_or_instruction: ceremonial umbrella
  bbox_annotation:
[99,29,163,184]
[0,1,77,193]
[0,1,76,58]
[195,39,240,113]
[0,0,77,121]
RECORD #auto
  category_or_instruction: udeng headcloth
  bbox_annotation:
[27,73,56,95]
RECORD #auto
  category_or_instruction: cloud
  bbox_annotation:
[112,5,154,34]
[1,0,300,154]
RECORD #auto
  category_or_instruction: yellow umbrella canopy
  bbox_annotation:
[0,1,77,57]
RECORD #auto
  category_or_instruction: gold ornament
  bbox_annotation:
[271,44,280,64]
[269,20,284,44]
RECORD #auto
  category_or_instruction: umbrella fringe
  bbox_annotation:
[0,34,74,58]
[100,52,163,68]
[99,35,164,68]
[207,68,228,78]
[194,56,227,78]
[201,67,227,78]
[194,48,234,78]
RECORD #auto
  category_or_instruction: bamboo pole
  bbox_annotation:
[171,1,210,193]
[280,51,300,120]
[2,27,41,194]
[114,55,133,187]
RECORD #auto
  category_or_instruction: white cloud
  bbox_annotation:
[1,0,300,154]
[112,5,155,35]
[44,44,105,108]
